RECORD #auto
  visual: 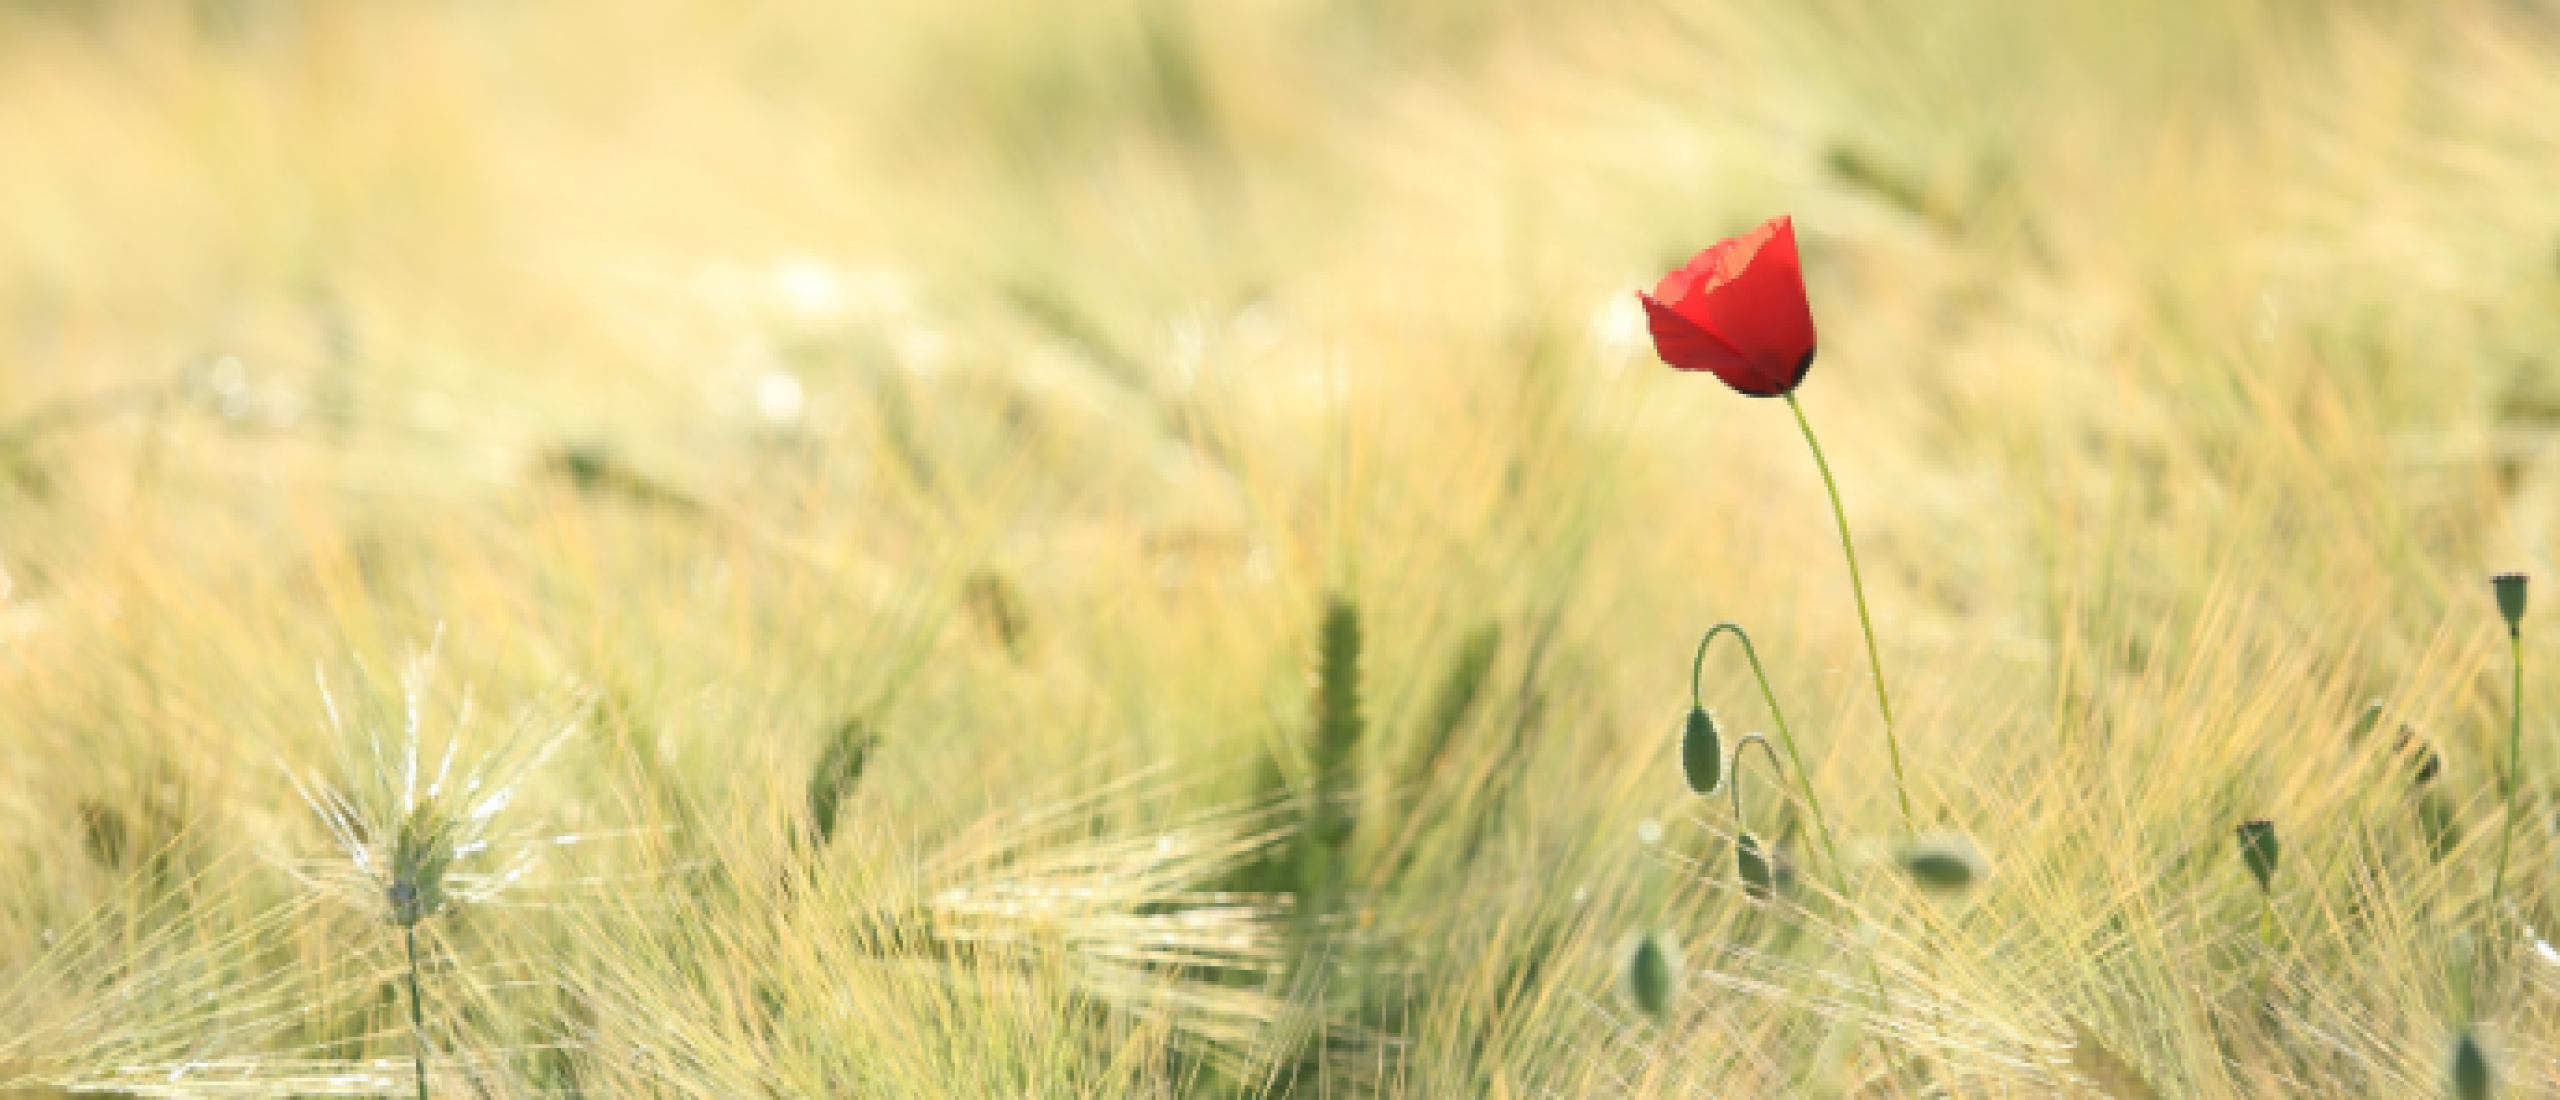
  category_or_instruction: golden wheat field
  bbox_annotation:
[4,1,2560,1096]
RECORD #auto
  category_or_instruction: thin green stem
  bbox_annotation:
[2254,889,2278,1007]
[1701,636,1897,1024]
[1729,734,1781,823]
[1692,623,1846,888]
[405,924,430,1100]
[1785,392,1917,835]
[2479,628,2525,1022]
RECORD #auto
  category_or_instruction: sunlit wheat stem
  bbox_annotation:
[1784,392,1916,835]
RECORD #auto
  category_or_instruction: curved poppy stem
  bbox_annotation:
[1784,391,1917,836]
[1729,734,1783,823]
[1721,724,1897,1020]
[1691,623,1845,893]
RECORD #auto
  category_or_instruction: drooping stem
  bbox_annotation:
[1729,733,1783,823]
[1693,623,1846,888]
[1784,392,1917,835]
[405,924,431,1100]
[1706,667,1894,1018]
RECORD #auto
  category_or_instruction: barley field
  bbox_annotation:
[4,1,2560,1096]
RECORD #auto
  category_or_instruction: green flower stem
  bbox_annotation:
[2254,890,2279,1006]
[1697,627,1897,1022]
[1729,733,1782,822]
[2479,627,2526,1021]
[1693,623,1846,888]
[406,924,430,1100]
[1784,391,1917,836]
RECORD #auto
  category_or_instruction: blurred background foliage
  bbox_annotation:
[3,0,2560,1094]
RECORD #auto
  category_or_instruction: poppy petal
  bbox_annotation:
[1640,294,1755,384]
[1693,221,1815,393]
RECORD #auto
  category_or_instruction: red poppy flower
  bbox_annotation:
[1640,215,1817,397]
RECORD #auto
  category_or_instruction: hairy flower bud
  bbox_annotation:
[1680,707,1722,796]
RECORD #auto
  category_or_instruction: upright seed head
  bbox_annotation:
[805,717,879,850]
[2236,818,2279,894]
[2493,573,2528,636]
[1312,596,1364,778]
[388,799,455,927]
[1410,623,1500,783]
[1680,707,1722,796]
[2451,1027,2494,1100]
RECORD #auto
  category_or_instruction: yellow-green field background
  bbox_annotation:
[4,1,2559,1095]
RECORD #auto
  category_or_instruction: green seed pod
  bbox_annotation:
[1619,931,1682,1021]
[1680,707,1723,796]
[1898,835,1987,894]
[2235,819,2279,894]
[2493,573,2528,635]
[1737,831,1776,901]
[2451,1027,2493,1100]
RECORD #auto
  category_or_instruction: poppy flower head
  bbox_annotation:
[1641,215,1818,397]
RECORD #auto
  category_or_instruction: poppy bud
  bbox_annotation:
[1897,835,1987,894]
[2493,573,2528,635]
[2451,1028,2493,1100]
[1618,931,1682,1021]
[2236,819,2279,894]
[1680,707,1722,796]
[1737,831,1776,901]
